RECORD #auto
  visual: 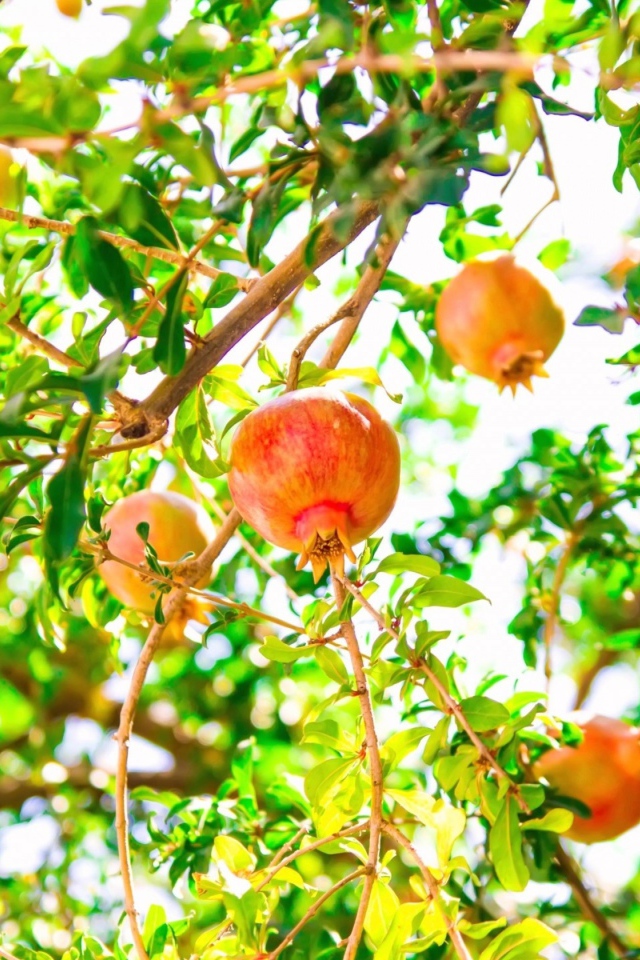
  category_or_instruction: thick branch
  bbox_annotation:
[338,576,530,813]
[555,844,627,957]
[332,575,384,960]
[136,200,380,426]
[114,509,241,960]
[382,822,473,960]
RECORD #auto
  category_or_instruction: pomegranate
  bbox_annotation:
[435,255,564,394]
[534,715,640,843]
[99,490,215,621]
[55,0,83,16]
[227,388,401,581]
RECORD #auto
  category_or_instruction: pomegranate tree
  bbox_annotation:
[99,490,215,618]
[535,715,640,843]
[435,255,564,394]
[228,388,401,581]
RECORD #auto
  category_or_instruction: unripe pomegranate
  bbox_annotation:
[99,490,215,620]
[435,256,564,394]
[55,0,83,16]
[228,388,401,581]
[534,715,640,843]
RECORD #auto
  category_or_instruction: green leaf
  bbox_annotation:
[457,696,510,732]
[413,575,489,608]
[375,552,441,578]
[0,678,35,742]
[214,835,257,873]
[261,636,311,663]
[574,305,625,334]
[381,727,431,769]
[153,270,189,375]
[44,416,93,562]
[116,183,178,250]
[489,795,529,892]
[143,904,168,960]
[175,387,226,479]
[74,217,133,312]
[204,272,241,309]
[305,755,357,806]
[479,918,557,960]
[385,787,435,825]
[522,809,573,833]
[537,238,571,271]
[364,879,400,948]
[314,645,350,685]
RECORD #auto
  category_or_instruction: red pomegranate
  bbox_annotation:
[99,490,215,619]
[534,715,640,843]
[435,256,564,394]
[228,388,401,581]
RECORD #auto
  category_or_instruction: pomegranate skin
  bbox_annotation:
[534,715,640,843]
[228,388,401,581]
[99,491,215,615]
[435,256,564,394]
[56,0,83,16]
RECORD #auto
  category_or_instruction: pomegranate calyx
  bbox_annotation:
[495,349,549,395]
[294,502,357,581]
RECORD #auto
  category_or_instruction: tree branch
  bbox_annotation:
[114,509,241,960]
[332,574,384,960]
[7,315,83,368]
[382,822,473,960]
[555,843,627,957]
[0,206,254,290]
[319,229,403,371]
[337,576,530,813]
[267,868,368,960]
[132,200,380,431]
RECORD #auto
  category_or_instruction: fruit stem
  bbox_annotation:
[332,573,384,960]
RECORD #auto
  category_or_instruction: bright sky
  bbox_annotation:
[3,0,640,933]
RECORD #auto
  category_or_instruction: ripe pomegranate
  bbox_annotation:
[99,490,215,623]
[534,715,640,843]
[435,255,564,394]
[227,388,401,581]
[55,0,83,16]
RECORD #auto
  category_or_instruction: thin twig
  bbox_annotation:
[332,574,384,960]
[383,822,473,960]
[0,206,254,291]
[240,283,304,368]
[84,539,302,633]
[88,422,169,459]
[267,868,367,960]
[7,315,83,368]
[320,230,404,370]
[209,499,300,603]
[337,575,530,813]
[114,509,241,960]
[555,843,627,956]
